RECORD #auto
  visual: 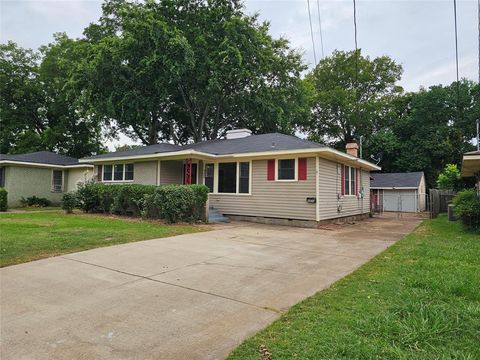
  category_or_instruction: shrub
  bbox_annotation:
[19,196,51,207]
[76,180,101,212]
[453,189,480,229]
[191,184,209,221]
[61,192,77,213]
[156,185,195,223]
[0,188,7,212]
[437,164,463,191]
[111,184,156,215]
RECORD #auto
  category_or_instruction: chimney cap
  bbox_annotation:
[226,129,252,139]
[346,142,358,149]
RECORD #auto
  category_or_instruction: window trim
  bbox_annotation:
[208,160,252,196]
[51,169,64,193]
[102,163,134,183]
[342,165,357,197]
[275,158,298,182]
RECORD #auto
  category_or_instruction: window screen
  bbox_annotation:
[239,162,249,193]
[218,163,236,193]
[350,167,356,195]
[0,167,4,187]
[278,159,295,180]
[344,166,351,195]
[114,164,124,181]
[103,165,113,181]
[125,164,134,181]
[52,170,63,192]
[204,163,214,192]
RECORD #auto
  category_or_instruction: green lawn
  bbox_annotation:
[229,216,480,359]
[0,211,206,267]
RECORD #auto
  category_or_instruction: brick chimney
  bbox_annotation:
[346,142,358,157]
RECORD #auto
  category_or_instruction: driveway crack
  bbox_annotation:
[60,256,281,315]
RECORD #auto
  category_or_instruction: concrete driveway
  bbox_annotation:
[1,214,420,360]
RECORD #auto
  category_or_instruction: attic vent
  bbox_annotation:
[226,129,252,139]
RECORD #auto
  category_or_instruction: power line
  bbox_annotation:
[453,0,460,114]
[353,0,358,52]
[316,0,325,59]
[307,0,317,65]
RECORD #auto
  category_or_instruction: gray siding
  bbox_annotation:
[134,161,157,185]
[317,158,370,220]
[160,160,183,185]
[209,158,317,221]
[4,166,64,207]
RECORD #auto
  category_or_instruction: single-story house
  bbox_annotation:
[461,150,480,193]
[370,171,426,213]
[80,130,380,226]
[0,151,93,207]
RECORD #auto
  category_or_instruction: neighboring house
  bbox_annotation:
[80,130,380,226]
[461,150,480,193]
[0,151,93,207]
[370,171,426,213]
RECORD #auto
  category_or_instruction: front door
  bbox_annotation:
[183,163,198,184]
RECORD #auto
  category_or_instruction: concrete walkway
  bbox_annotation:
[0,214,420,360]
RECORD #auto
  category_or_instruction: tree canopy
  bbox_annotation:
[0,37,105,157]
[304,49,403,149]
[79,0,309,145]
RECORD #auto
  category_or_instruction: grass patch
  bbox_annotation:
[0,211,207,267]
[228,216,480,359]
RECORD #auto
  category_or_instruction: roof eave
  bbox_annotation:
[0,160,94,169]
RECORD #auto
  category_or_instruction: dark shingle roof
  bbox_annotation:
[371,172,424,188]
[182,133,324,155]
[81,133,325,160]
[0,151,82,166]
[82,143,181,160]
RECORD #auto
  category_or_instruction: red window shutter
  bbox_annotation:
[298,158,307,180]
[97,165,102,182]
[341,165,345,195]
[267,159,275,181]
[355,168,359,195]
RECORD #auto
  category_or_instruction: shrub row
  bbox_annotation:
[453,189,480,229]
[0,188,7,212]
[20,196,51,207]
[63,182,209,223]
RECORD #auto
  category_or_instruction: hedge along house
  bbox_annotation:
[370,172,426,213]
[0,151,94,207]
[80,130,380,226]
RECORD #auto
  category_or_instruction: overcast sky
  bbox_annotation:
[1,0,478,148]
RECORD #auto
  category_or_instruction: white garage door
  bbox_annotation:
[383,190,417,212]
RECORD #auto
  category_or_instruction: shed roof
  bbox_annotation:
[370,172,424,189]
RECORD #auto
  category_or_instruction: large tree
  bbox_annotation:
[79,0,308,144]
[0,38,105,157]
[304,49,403,149]
[367,80,479,188]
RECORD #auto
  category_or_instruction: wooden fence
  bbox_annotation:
[429,189,456,219]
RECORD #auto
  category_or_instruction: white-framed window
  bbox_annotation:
[277,158,296,181]
[51,170,63,192]
[209,161,251,195]
[103,163,134,182]
[343,165,357,196]
[204,163,214,192]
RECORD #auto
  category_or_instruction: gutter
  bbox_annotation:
[0,160,94,169]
